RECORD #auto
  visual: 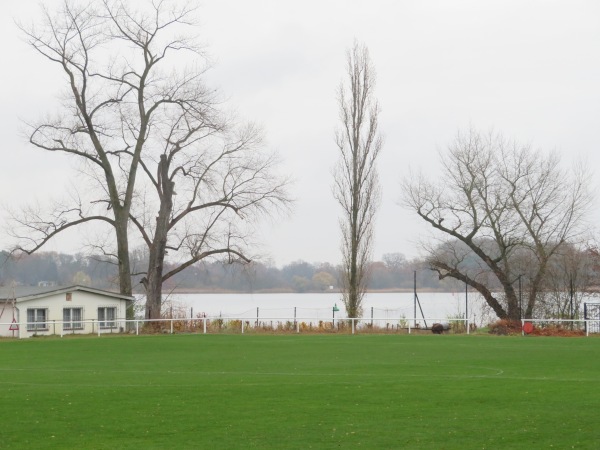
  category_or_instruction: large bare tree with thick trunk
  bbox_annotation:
[402,129,591,320]
[11,0,211,297]
[333,42,383,319]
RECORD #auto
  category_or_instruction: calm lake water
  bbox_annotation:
[161,292,489,325]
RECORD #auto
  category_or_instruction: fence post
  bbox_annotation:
[408,321,411,334]
[521,319,524,336]
[352,318,355,335]
[203,317,207,334]
[296,319,299,333]
[586,320,589,337]
[466,318,470,335]
[170,319,174,334]
[136,320,139,335]
[242,319,245,334]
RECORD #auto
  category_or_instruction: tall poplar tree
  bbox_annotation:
[333,42,383,318]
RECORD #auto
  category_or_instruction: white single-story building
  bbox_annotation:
[0,285,134,338]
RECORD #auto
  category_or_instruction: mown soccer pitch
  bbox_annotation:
[1,334,599,449]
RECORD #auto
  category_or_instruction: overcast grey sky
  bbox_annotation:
[1,0,599,266]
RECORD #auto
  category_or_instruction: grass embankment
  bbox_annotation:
[1,335,599,449]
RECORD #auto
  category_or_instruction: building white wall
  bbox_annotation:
[0,302,17,337]
[11,290,129,338]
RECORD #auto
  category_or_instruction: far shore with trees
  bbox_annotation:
[0,250,459,294]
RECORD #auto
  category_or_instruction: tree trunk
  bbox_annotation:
[144,155,174,321]
[115,215,134,321]
[114,216,133,296]
[143,225,169,321]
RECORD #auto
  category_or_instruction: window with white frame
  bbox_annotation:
[98,307,116,328]
[63,308,83,330]
[27,308,48,331]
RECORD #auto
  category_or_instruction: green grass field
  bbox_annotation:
[1,334,599,449]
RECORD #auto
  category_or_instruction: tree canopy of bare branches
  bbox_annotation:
[133,120,289,319]
[13,0,206,297]
[333,42,383,318]
[402,129,592,320]
[12,0,290,319]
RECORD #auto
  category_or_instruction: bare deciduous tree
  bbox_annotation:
[12,0,203,298]
[333,42,383,318]
[12,1,290,321]
[402,129,592,320]
[133,122,289,320]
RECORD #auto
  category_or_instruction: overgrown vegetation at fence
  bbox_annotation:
[1,334,599,449]
[139,318,460,335]
[488,319,587,337]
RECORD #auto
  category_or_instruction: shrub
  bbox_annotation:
[488,319,522,336]
[228,320,242,331]
[529,325,585,337]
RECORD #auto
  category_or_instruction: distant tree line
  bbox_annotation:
[0,251,462,293]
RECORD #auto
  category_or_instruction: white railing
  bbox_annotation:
[1,317,598,338]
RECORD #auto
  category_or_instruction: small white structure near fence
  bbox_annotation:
[0,285,133,338]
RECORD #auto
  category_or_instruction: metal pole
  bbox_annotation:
[569,276,574,329]
[465,281,469,333]
[518,275,522,321]
[465,281,468,323]
[256,307,259,327]
[414,271,417,327]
